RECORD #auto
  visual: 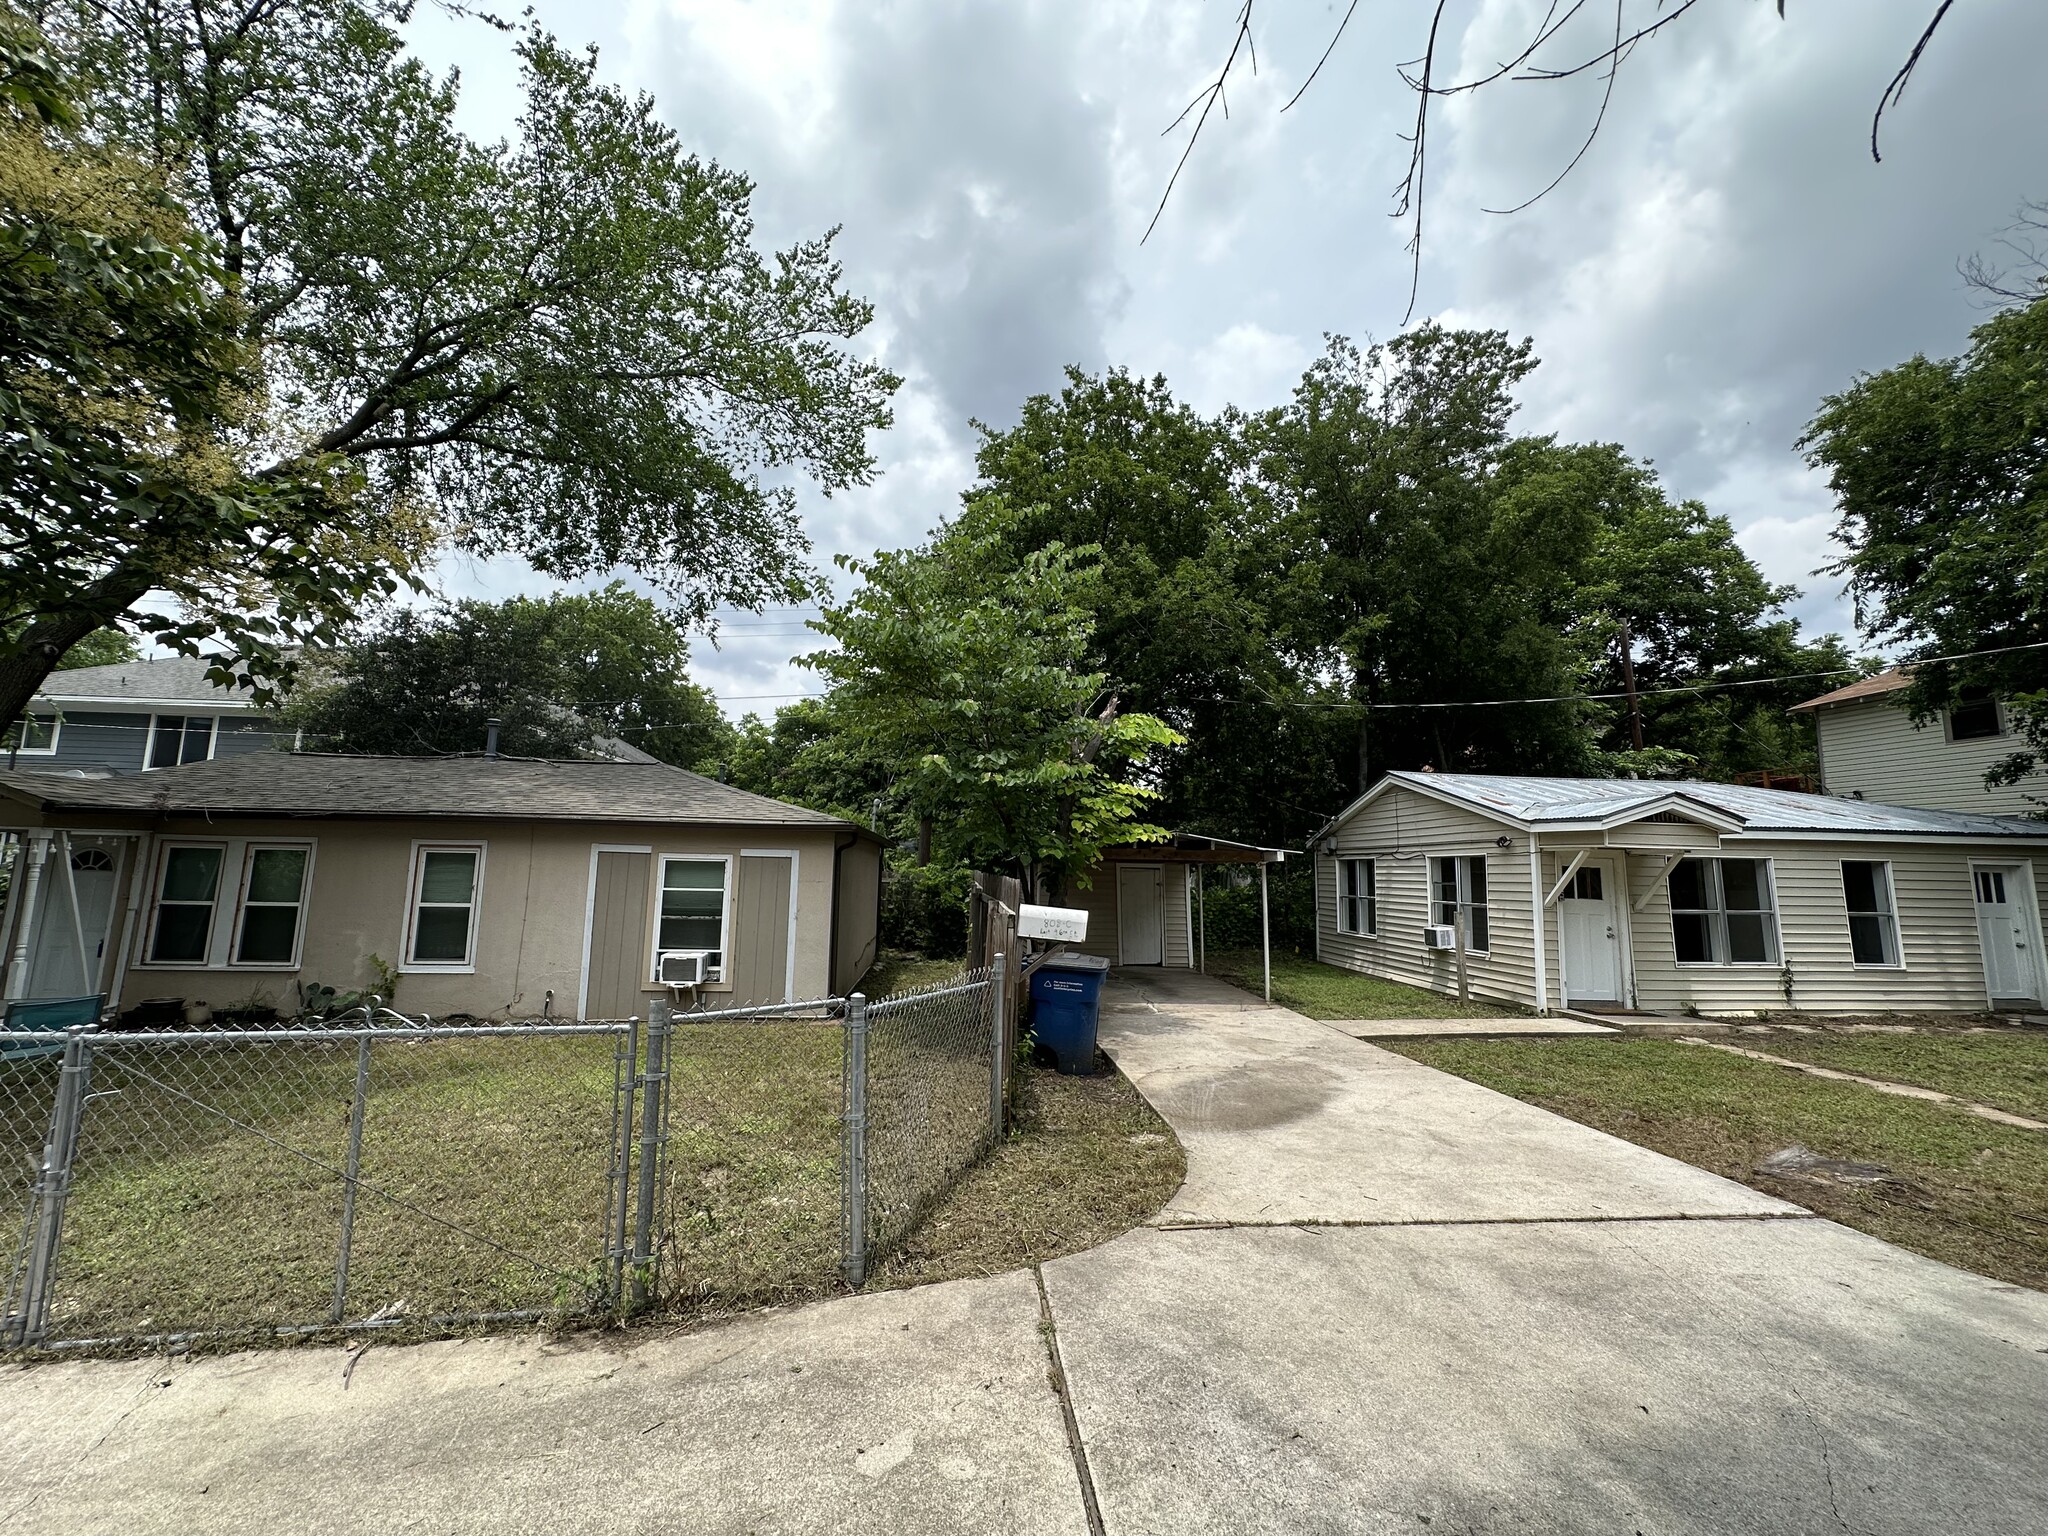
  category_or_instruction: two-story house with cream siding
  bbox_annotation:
[1791,669,2038,817]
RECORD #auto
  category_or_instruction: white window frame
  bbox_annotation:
[1429,854,1490,955]
[3,713,60,756]
[144,712,219,770]
[228,840,318,970]
[401,840,487,974]
[143,839,229,968]
[1944,696,2005,743]
[1839,859,1903,969]
[1669,856,1782,968]
[1337,857,1376,937]
[651,853,735,984]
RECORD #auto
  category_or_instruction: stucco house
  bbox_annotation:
[4,655,291,777]
[1791,668,2037,817]
[1313,772,2048,1016]
[0,754,882,1019]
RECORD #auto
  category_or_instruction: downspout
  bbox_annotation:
[3,831,52,999]
[828,828,854,996]
[1527,836,1548,1015]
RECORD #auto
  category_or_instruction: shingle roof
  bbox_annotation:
[1388,771,2046,838]
[0,752,851,829]
[33,654,266,710]
[1790,667,1911,712]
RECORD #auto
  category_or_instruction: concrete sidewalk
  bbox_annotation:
[6,969,2048,1534]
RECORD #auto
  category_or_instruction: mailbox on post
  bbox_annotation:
[1017,904,1089,943]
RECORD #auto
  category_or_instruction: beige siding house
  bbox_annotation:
[0,754,883,1020]
[1315,773,2048,1017]
[1793,669,2038,817]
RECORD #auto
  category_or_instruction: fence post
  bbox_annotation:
[842,992,869,1289]
[987,952,1007,1145]
[607,1016,641,1308]
[629,998,672,1308]
[329,1033,373,1324]
[12,1024,93,1347]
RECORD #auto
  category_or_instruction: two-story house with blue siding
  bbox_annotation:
[4,656,291,777]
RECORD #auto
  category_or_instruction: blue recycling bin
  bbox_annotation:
[1028,953,1111,1074]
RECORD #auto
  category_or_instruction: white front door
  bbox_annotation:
[1559,863,1621,1004]
[1117,865,1165,966]
[27,839,123,997]
[1974,865,2044,1004]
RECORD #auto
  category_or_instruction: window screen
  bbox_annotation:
[1840,861,1898,967]
[1339,859,1376,936]
[659,859,727,954]
[1668,858,1778,965]
[409,847,480,965]
[149,845,224,963]
[1429,856,1489,952]
[236,846,310,965]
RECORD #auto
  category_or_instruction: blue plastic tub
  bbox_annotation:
[1027,954,1111,1074]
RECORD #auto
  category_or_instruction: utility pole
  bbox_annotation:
[1618,620,1645,753]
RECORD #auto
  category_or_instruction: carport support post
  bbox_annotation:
[1259,859,1272,1003]
[329,1033,373,1324]
[630,997,672,1308]
[1197,865,1206,974]
[842,993,869,1289]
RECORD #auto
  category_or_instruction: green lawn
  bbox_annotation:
[1738,1027,2048,1123]
[1207,948,1516,1019]
[1388,1035,2048,1291]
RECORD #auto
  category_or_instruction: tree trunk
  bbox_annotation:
[0,571,157,726]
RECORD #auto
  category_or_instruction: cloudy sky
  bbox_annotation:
[405,0,2048,716]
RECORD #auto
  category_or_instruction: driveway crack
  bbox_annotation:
[1033,1264,1106,1536]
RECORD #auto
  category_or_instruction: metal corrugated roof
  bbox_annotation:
[1390,772,2046,838]
[0,752,851,828]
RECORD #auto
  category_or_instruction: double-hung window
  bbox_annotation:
[148,844,226,964]
[2,714,58,755]
[1338,858,1377,936]
[233,844,312,966]
[1840,861,1900,967]
[1669,858,1779,965]
[406,844,484,969]
[657,858,729,978]
[1429,855,1489,953]
[147,715,217,768]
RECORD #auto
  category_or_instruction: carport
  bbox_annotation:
[1068,833,1289,1000]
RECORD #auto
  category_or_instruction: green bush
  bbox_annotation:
[880,864,970,958]
[1196,861,1317,953]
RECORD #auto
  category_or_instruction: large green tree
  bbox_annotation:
[286,584,733,767]
[1803,294,2048,796]
[6,0,894,719]
[801,511,1181,898]
[1,2,411,721]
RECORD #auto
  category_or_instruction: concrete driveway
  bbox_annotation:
[5,970,2046,1534]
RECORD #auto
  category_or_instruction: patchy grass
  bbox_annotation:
[39,1035,623,1343]
[1207,948,1515,1019]
[860,949,968,997]
[1735,1027,2048,1124]
[1388,1035,2048,1291]
[868,1059,1184,1289]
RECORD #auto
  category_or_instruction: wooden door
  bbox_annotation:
[585,850,651,1020]
[732,852,796,1003]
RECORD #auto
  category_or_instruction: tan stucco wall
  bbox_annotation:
[0,806,859,1018]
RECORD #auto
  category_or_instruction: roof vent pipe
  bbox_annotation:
[484,718,501,759]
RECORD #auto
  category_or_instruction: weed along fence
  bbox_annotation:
[2,965,1008,1352]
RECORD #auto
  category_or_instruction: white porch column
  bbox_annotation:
[1259,858,1271,1003]
[1528,837,1548,1015]
[3,831,54,1001]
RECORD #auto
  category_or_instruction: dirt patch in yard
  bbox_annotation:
[1387,1035,2048,1292]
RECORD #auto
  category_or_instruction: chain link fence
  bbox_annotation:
[2,961,1010,1350]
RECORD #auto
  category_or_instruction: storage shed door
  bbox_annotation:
[732,852,796,1003]
[586,850,651,1020]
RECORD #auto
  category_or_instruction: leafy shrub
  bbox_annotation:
[881,864,971,958]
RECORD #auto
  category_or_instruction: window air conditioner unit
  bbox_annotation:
[1423,925,1458,952]
[657,949,722,987]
